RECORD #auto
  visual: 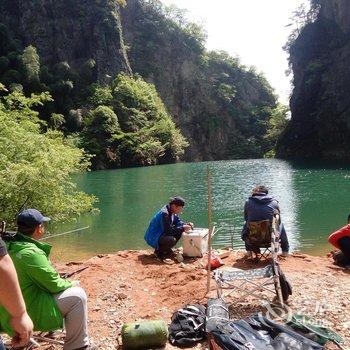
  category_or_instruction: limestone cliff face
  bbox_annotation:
[0,0,276,162]
[277,0,350,160]
[0,0,125,82]
[121,0,275,161]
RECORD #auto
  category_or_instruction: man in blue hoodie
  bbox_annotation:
[242,185,289,256]
[144,196,193,260]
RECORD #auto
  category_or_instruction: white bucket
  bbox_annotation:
[182,228,209,257]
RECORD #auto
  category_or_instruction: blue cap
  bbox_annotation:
[17,209,51,228]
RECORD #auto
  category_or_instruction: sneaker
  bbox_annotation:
[280,251,289,257]
[162,258,175,265]
[154,249,174,260]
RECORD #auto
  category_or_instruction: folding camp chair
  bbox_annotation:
[244,214,281,261]
[214,216,288,305]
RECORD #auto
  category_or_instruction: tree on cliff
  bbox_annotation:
[83,74,188,168]
[82,105,121,169]
[21,45,40,86]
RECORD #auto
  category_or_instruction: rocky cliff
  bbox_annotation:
[121,0,276,161]
[277,0,350,161]
[0,0,277,163]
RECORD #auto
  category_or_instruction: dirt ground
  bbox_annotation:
[5,249,350,349]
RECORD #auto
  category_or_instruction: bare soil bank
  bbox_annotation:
[11,250,350,349]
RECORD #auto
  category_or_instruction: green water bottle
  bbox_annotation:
[121,319,168,349]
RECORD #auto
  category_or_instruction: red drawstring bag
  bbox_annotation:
[204,252,224,270]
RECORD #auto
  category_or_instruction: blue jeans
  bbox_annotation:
[0,338,5,350]
[242,223,289,253]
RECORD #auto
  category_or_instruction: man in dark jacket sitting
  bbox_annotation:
[241,185,289,256]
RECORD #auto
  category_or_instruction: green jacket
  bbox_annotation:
[0,233,72,335]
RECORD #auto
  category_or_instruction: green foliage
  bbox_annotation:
[89,86,113,107]
[284,2,321,71]
[21,45,40,84]
[116,132,165,166]
[111,74,169,131]
[183,22,207,52]
[203,49,276,158]
[82,105,121,168]
[264,103,289,156]
[306,60,324,73]
[0,1,279,165]
[54,61,73,80]
[217,83,236,103]
[79,59,96,84]
[0,83,7,92]
[116,0,127,8]
[2,69,22,85]
[83,74,188,168]
[0,56,9,73]
[0,87,96,224]
[67,109,83,130]
[162,3,206,52]
[112,74,188,162]
[50,113,65,130]
[227,130,262,159]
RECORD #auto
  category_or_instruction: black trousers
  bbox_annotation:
[156,232,182,258]
[338,236,350,265]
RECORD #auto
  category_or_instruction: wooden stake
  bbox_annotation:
[206,165,212,293]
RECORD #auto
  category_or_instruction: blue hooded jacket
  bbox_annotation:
[144,205,184,249]
[242,192,280,238]
[244,192,280,222]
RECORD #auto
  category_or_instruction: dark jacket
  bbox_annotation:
[244,192,280,222]
[242,192,280,238]
[144,205,184,249]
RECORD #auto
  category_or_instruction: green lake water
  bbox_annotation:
[48,159,350,261]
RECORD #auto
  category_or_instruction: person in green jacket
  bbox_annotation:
[0,209,95,350]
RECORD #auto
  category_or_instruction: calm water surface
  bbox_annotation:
[48,159,350,261]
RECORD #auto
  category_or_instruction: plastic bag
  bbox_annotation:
[204,252,224,270]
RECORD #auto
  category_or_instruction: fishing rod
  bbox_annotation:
[41,226,90,240]
[0,221,90,240]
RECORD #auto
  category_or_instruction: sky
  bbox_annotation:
[160,0,309,105]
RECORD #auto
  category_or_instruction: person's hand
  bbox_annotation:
[10,312,33,348]
[183,224,192,233]
[187,222,194,229]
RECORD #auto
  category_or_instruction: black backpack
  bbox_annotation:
[168,304,206,347]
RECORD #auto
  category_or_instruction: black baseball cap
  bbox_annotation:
[169,196,186,206]
[17,209,51,228]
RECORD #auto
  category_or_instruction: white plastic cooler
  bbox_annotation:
[182,228,209,257]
